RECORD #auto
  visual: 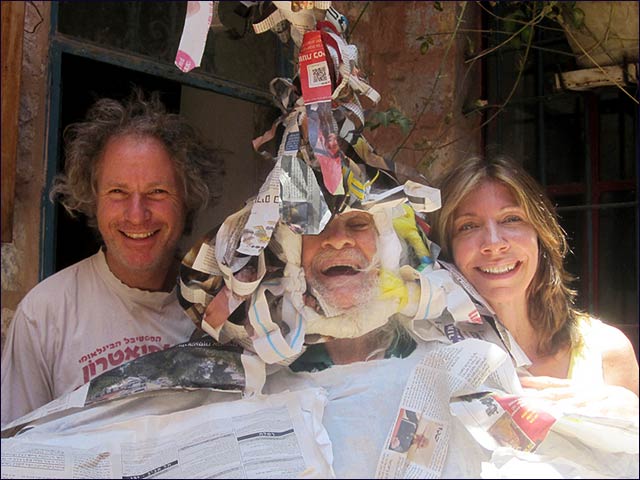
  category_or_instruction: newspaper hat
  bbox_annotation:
[178,3,484,366]
[178,189,441,364]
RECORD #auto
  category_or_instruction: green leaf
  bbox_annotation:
[434,1,443,12]
[570,7,584,29]
[419,35,434,55]
[543,3,559,20]
[520,25,532,44]
[366,108,412,134]
[502,13,520,34]
[444,112,453,125]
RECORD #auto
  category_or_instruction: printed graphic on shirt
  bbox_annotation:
[84,339,246,406]
[78,335,172,383]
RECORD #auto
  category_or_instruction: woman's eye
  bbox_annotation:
[458,222,476,232]
[503,215,522,224]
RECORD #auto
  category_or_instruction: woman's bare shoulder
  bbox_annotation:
[594,320,639,395]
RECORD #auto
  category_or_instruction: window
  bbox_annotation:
[43,2,286,276]
[482,7,638,354]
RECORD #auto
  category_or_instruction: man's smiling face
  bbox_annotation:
[96,134,186,290]
[301,211,379,311]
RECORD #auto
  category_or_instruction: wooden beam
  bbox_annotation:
[1,2,25,243]
[554,64,638,92]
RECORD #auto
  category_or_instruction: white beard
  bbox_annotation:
[301,253,403,339]
[305,252,381,317]
[306,269,379,318]
[302,295,401,338]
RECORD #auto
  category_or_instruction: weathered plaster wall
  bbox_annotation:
[334,1,482,180]
[1,2,50,348]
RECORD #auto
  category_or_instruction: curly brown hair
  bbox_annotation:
[50,89,225,236]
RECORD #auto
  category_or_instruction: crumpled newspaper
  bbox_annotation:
[174,2,478,370]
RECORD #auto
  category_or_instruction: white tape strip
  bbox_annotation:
[218,252,266,298]
[248,281,305,364]
[192,242,220,275]
[175,1,213,73]
[404,181,442,213]
[253,8,286,34]
[200,318,223,341]
[179,277,213,306]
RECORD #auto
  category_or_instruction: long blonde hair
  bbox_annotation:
[430,156,581,356]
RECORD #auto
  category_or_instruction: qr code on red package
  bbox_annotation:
[307,62,330,87]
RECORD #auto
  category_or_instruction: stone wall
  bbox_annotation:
[1,1,50,348]
[334,1,482,180]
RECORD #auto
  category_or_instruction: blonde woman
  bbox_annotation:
[430,156,638,407]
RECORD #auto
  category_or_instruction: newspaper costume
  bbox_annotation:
[1,3,637,479]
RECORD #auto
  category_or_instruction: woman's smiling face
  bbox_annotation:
[451,180,539,310]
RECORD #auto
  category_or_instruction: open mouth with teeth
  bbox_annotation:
[122,230,158,240]
[477,261,520,275]
[321,264,362,276]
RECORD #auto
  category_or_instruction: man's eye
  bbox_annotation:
[148,189,169,197]
[349,221,372,230]
[108,188,126,195]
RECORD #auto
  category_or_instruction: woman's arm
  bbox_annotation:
[518,322,639,420]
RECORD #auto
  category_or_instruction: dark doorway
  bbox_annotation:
[54,54,182,272]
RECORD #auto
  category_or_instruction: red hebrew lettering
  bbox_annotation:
[82,363,97,383]
[124,346,141,361]
[108,350,125,366]
[95,357,109,374]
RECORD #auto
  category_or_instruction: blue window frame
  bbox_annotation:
[41,2,289,279]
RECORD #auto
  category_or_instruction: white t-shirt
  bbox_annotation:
[1,250,195,425]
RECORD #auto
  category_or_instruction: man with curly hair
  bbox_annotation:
[1,90,225,425]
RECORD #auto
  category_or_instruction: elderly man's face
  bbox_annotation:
[301,211,379,311]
